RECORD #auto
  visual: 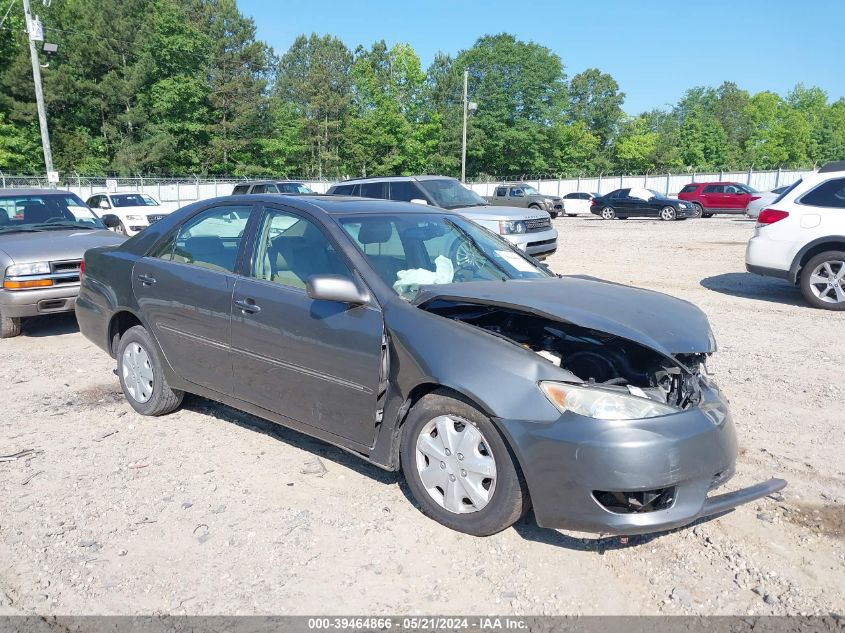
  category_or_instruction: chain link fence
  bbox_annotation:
[0,168,812,208]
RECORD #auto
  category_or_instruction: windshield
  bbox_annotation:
[647,189,668,199]
[417,179,487,209]
[112,194,158,207]
[0,194,105,232]
[522,185,540,196]
[278,182,314,194]
[737,184,758,194]
[339,213,552,300]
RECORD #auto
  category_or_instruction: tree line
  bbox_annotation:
[1,0,843,179]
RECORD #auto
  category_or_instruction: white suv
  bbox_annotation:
[746,161,845,310]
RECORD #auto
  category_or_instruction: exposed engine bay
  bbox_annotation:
[421,300,707,409]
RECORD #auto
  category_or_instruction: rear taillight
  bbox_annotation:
[79,260,85,278]
[757,209,789,225]
[749,196,761,202]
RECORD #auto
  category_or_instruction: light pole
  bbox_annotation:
[22,0,56,184]
[461,69,477,183]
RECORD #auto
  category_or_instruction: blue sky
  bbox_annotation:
[238,0,845,115]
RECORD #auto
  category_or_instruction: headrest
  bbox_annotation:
[357,221,392,245]
[185,235,225,253]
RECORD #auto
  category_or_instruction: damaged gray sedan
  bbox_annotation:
[76,195,785,536]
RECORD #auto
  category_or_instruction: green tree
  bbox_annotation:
[614,116,659,172]
[275,33,353,178]
[454,33,567,177]
[567,68,625,148]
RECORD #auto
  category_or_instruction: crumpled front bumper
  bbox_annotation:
[496,380,786,535]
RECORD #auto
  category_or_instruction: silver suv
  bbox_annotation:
[327,176,558,259]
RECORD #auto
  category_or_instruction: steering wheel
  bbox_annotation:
[450,239,484,272]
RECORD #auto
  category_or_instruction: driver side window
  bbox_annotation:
[250,209,351,290]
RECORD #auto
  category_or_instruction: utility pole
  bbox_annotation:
[22,0,56,183]
[461,69,468,183]
[461,69,477,184]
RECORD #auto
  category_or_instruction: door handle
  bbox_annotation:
[234,298,261,314]
[137,273,156,286]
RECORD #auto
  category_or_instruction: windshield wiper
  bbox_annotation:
[30,222,95,230]
[0,226,45,233]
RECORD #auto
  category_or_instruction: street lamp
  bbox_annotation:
[461,69,477,183]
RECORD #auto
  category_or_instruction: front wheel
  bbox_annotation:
[691,203,704,218]
[0,307,21,339]
[660,206,677,221]
[800,251,845,311]
[117,325,184,415]
[400,390,529,536]
[702,212,714,218]
[114,221,127,236]
[600,206,616,220]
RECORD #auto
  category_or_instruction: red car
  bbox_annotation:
[677,182,760,217]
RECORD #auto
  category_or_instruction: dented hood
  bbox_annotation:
[414,276,716,357]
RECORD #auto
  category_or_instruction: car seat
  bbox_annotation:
[22,202,53,224]
[183,236,234,272]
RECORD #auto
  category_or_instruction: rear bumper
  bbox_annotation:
[0,286,79,317]
[497,380,786,535]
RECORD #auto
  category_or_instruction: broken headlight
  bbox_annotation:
[539,381,677,420]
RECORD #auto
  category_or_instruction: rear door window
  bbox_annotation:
[360,182,388,199]
[157,205,253,273]
[703,185,723,193]
[799,178,845,209]
[495,187,508,197]
[390,181,425,202]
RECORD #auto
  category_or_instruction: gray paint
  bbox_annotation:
[75,194,785,535]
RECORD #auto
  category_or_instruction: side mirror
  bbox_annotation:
[99,200,110,209]
[410,198,428,206]
[306,275,369,305]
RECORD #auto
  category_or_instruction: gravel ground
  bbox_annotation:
[0,215,843,616]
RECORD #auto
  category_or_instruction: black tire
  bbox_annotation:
[116,325,183,415]
[799,251,845,311]
[0,307,21,339]
[702,212,714,218]
[400,389,529,536]
[599,206,616,220]
[115,221,127,235]
[691,203,704,218]
[659,205,677,221]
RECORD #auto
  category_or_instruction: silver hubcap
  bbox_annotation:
[121,342,154,403]
[601,207,614,219]
[808,260,845,304]
[415,415,497,514]
[661,207,675,220]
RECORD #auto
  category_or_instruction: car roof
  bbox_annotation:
[227,193,462,217]
[237,180,305,185]
[0,188,75,196]
[329,175,454,185]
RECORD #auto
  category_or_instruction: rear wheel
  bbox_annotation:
[400,390,529,536]
[800,251,845,311]
[117,325,183,415]
[600,206,616,220]
[0,308,21,339]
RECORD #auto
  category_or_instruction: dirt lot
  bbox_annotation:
[0,215,843,616]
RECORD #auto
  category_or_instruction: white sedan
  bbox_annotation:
[744,185,790,219]
[560,191,601,216]
[86,192,175,236]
